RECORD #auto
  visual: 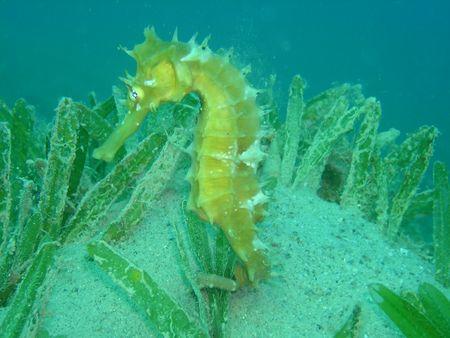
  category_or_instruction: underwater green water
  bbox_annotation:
[1,1,449,150]
[0,0,449,193]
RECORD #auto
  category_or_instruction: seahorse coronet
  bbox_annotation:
[94,28,271,285]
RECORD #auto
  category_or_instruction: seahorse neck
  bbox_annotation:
[187,66,233,110]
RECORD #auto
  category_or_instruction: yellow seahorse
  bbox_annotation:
[93,27,270,285]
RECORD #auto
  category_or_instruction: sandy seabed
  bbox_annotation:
[8,184,447,338]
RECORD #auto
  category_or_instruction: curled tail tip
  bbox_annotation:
[249,261,271,285]
[235,252,271,287]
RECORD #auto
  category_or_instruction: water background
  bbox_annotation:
[1,0,449,169]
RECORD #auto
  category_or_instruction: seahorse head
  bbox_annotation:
[122,27,192,114]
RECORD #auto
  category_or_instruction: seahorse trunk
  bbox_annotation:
[187,66,270,283]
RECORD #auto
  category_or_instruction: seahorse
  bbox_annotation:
[93,27,270,285]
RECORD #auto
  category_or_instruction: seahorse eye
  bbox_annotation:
[129,87,144,102]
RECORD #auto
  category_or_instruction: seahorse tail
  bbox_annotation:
[221,209,270,285]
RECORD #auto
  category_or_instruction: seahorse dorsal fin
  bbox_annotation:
[201,35,211,49]
[118,45,135,59]
[244,86,259,99]
[144,26,159,42]
[172,27,178,42]
[224,47,234,61]
[189,32,198,44]
[242,64,252,76]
